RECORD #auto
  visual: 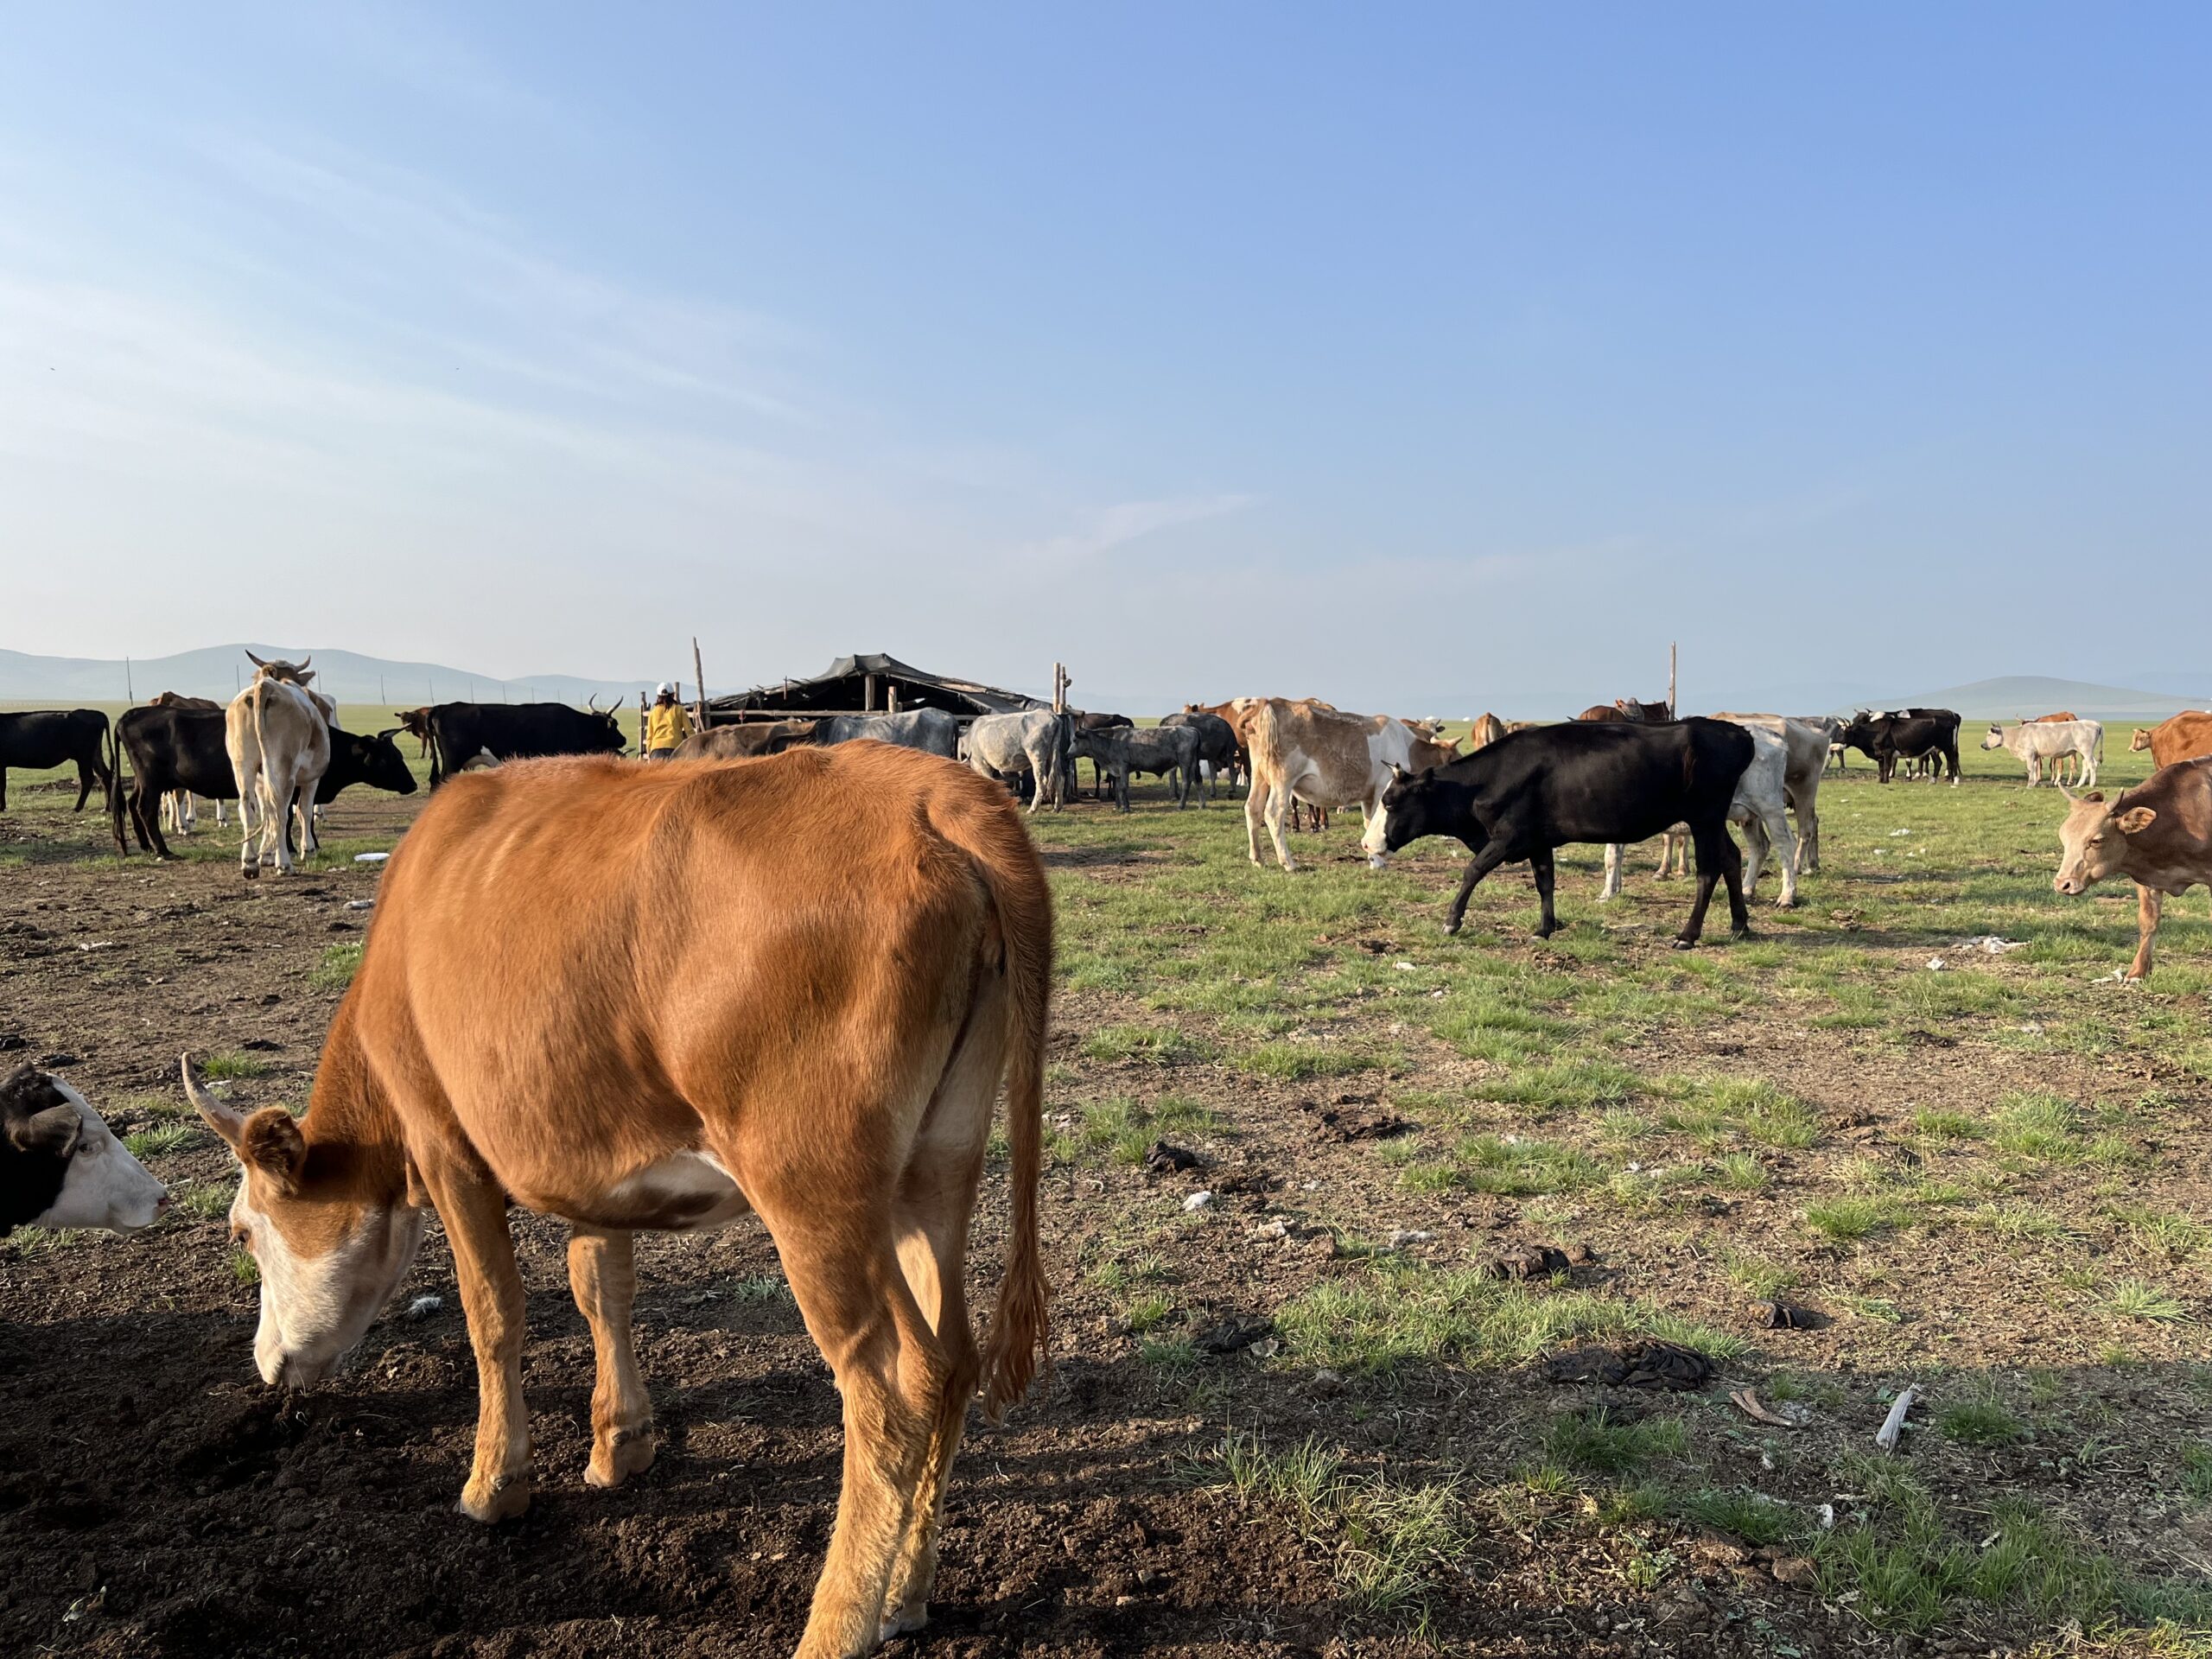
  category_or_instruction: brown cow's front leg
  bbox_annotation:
[2127,885,2163,981]
[568,1225,656,1489]
[426,1166,533,1522]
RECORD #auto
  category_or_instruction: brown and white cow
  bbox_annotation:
[226,671,334,877]
[184,743,1049,1657]
[2051,758,2212,979]
[1467,713,1507,752]
[2130,711,2212,770]
[1246,700,1401,869]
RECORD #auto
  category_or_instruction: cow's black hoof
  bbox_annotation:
[1732,927,1756,942]
[240,867,259,881]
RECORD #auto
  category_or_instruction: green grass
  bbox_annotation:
[170,1182,234,1221]
[1937,1398,2026,1446]
[198,1052,272,1081]
[309,942,365,991]
[1543,1408,1687,1475]
[2107,1279,2191,1323]
[122,1123,201,1159]
[1672,1486,1801,1548]
[1803,1197,1897,1242]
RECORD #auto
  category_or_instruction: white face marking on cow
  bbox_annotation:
[26,1082,168,1233]
[232,1182,428,1387]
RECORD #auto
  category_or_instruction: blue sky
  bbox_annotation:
[3,5,2205,710]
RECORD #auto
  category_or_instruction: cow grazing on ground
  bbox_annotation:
[817,707,962,759]
[673,720,822,760]
[2130,711,2212,770]
[1606,718,1799,908]
[1244,700,1397,869]
[1160,710,1242,798]
[1983,720,2101,789]
[2051,759,2212,979]
[1073,722,1198,811]
[0,709,113,813]
[965,710,1070,812]
[425,700,627,784]
[112,709,415,859]
[229,673,333,877]
[181,742,1050,1656]
[1837,709,1962,785]
[3,1066,168,1237]
[1363,719,1757,947]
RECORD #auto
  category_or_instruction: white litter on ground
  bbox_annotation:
[1182,1191,1215,1212]
[353,852,390,863]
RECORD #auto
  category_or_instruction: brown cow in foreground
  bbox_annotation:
[2052,758,2212,979]
[2130,711,2212,770]
[184,744,1050,1657]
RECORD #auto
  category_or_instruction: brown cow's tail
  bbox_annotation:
[1248,697,1287,786]
[960,796,1053,1424]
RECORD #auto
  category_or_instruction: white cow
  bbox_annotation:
[227,672,333,877]
[1604,720,1798,907]
[1713,714,1828,873]
[1982,720,2101,789]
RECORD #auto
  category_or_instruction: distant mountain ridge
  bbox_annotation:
[0,645,678,706]
[1837,675,2208,723]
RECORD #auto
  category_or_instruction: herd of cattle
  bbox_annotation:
[5,655,2212,1656]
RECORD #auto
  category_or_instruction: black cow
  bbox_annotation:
[1160,710,1242,798]
[1836,709,1961,785]
[1365,718,1757,948]
[112,708,416,859]
[0,709,112,812]
[424,701,626,785]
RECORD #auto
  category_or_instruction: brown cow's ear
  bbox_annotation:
[2083,791,2105,803]
[2114,807,2158,835]
[239,1109,308,1194]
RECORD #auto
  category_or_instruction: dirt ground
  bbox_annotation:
[3,757,2208,1658]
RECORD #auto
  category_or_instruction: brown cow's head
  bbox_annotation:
[2052,791,2158,896]
[183,1055,424,1387]
[2131,728,2154,752]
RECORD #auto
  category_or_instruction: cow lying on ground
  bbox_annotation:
[674,720,821,760]
[1837,709,1961,784]
[3,1066,168,1236]
[1363,719,1757,947]
[183,742,1049,1656]
[2131,711,2212,770]
[111,708,416,860]
[2052,760,2212,979]
[1606,719,1799,907]
[1074,722,1197,810]
[425,700,628,785]
[965,710,1069,812]
[0,709,112,813]
[1983,719,2102,789]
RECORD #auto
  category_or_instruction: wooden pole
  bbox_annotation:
[124,656,134,702]
[1669,642,1678,716]
[692,637,707,731]
[638,690,648,759]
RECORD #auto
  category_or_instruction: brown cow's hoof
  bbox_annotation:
[458,1473,531,1523]
[585,1427,657,1489]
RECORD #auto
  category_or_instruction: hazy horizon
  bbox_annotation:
[4,7,2207,707]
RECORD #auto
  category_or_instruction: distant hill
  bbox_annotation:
[0,645,675,706]
[1842,676,2208,723]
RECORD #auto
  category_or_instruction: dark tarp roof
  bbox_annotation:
[704,653,1046,718]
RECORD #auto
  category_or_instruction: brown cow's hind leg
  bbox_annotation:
[568,1225,656,1488]
[2128,886,2162,981]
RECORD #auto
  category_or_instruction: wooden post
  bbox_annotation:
[691,637,707,731]
[638,690,648,759]
[864,672,878,712]
[124,656,134,702]
[1669,642,1677,717]
[887,684,900,713]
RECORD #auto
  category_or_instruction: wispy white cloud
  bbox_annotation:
[1017,492,1256,565]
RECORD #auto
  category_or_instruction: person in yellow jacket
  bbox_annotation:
[644,683,691,760]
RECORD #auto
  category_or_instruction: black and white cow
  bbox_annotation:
[2,1066,168,1236]
[1362,718,1758,947]
[1836,709,1962,785]
[0,709,112,813]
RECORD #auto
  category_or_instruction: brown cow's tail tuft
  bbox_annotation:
[1248,698,1287,784]
[963,795,1053,1424]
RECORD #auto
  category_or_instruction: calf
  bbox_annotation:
[1363,719,1757,946]
[965,710,1070,811]
[0,709,112,812]
[1608,718,1799,907]
[2052,759,2212,979]
[182,743,1049,1655]
[393,707,435,758]
[674,720,821,760]
[1983,720,2102,789]
[3,1066,168,1236]
[1074,722,1197,811]
[2129,711,2212,770]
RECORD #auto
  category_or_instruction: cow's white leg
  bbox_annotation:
[1245,779,1270,866]
[1756,804,1796,906]
[1599,843,1624,902]
[1265,785,1296,872]
[1738,811,1768,902]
